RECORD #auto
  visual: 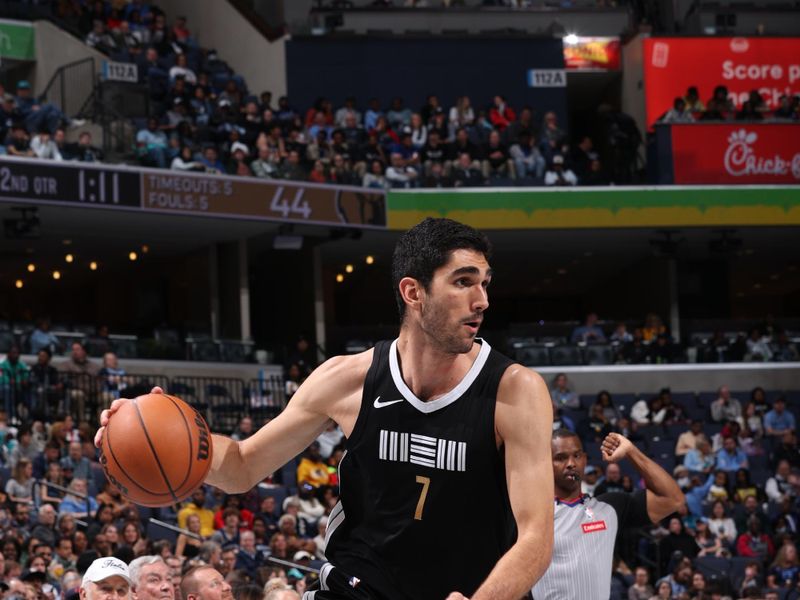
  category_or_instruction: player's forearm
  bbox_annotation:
[205,434,260,493]
[627,445,684,509]
[471,531,552,600]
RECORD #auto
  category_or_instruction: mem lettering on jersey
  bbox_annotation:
[378,430,467,472]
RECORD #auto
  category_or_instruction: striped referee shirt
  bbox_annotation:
[532,491,650,600]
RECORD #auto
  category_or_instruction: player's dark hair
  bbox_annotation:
[552,428,580,442]
[391,217,491,320]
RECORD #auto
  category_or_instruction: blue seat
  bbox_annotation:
[614,394,638,416]
[693,556,731,580]
[697,392,718,407]
[516,345,550,367]
[550,345,583,366]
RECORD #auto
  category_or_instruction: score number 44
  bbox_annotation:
[270,187,311,219]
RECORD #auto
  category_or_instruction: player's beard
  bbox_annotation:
[419,295,474,355]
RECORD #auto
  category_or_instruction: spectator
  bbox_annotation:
[630,395,667,426]
[594,462,625,495]
[72,131,102,162]
[233,530,264,580]
[1,344,29,418]
[98,352,126,404]
[177,488,215,538]
[707,470,730,503]
[136,117,169,168]
[250,146,280,179]
[386,97,412,130]
[711,386,743,424]
[175,513,204,559]
[676,420,708,461]
[509,130,545,181]
[385,152,418,189]
[6,123,34,157]
[58,478,97,519]
[422,161,451,188]
[334,97,361,129]
[773,431,800,469]
[766,460,795,504]
[421,129,447,174]
[733,468,760,504]
[544,155,577,186]
[198,146,225,174]
[451,152,484,188]
[448,96,475,133]
[31,128,63,161]
[85,19,118,54]
[231,417,254,442]
[279,150,306,181]
[295,442,329,488]
[707,499,738,547]
[745,327,773,361]
[660,98,694,123]
[481,130,512,180]
[570,312,607,344]
[129,555,174,600]
[549,373,579,410]
[683,86,705,112]
[169,54,196,85]
[628,566,654,600]
[716,436,748,472]
[765,396,796,438]
[171,146,204,171]
[209,508,240,549]
[744,401,765,440]
[736,495,770,535]
[540,110,567,150]
[736,516,775,561]
[80,557,131,600]
[362,159,388,189]
[702,85,736,121]
[488,95,515,131]
[694,518,725,557]
[408,113,427,150]
[227,142,252,176]
[60,441,94,484]
[5,457,35,504]
[658,518,698,571]
[59,342,100,423]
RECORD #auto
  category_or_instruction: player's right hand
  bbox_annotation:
[93,386,165,448]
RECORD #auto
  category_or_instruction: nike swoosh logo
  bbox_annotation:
[373,396,405,409]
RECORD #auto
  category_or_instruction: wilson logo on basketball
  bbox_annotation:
[195,412,210,461]
[99,451,130,496]
[581,521,607,533]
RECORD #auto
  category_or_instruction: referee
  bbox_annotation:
[532,430,684,600]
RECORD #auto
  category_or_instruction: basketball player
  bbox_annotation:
[531,430,684,600]
[97,218,554,600]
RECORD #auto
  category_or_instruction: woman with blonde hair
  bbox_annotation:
[767,542,800,589]
[5,458,34,504]
[175,513,204,559]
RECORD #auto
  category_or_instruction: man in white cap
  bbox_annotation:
[79,557,131,600]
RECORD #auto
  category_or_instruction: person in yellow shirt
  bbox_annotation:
[177,488,216,538]
[295,442,330,488]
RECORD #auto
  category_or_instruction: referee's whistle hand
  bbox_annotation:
[93,386,166,447]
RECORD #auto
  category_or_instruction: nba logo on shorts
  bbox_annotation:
[652,42,669,68]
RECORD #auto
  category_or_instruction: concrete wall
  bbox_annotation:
[32,20,104,96]
[621,33,646,142]
[157,0,287,98]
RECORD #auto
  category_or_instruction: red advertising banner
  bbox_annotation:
[563,37,620,71]
[644,37,800,127]
[670,123,800,184]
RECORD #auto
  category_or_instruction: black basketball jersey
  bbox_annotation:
[325,338,516,600]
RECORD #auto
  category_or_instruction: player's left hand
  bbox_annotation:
[601,432,634,463]
[445,594,469,600]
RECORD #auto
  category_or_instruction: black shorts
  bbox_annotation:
[302,564,387,600]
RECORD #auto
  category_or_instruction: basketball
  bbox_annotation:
[99,393,213,507]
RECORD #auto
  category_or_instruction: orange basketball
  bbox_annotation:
[99,393,213,507]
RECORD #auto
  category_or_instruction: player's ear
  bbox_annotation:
[398,277,423,313]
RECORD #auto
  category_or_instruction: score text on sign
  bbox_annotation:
[527,69,567,88]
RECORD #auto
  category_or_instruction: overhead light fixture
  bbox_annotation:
[366,255,374,265]
[65,253,74,263]
[52,271,61,280]
[89,261,98,271]
[129,251,138,261]
[563,33,579,45]
[336,274,344,283]
[345,264,354,273]
[15,279,23,289]
[27,263,35,273]
[141,245,149,254]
